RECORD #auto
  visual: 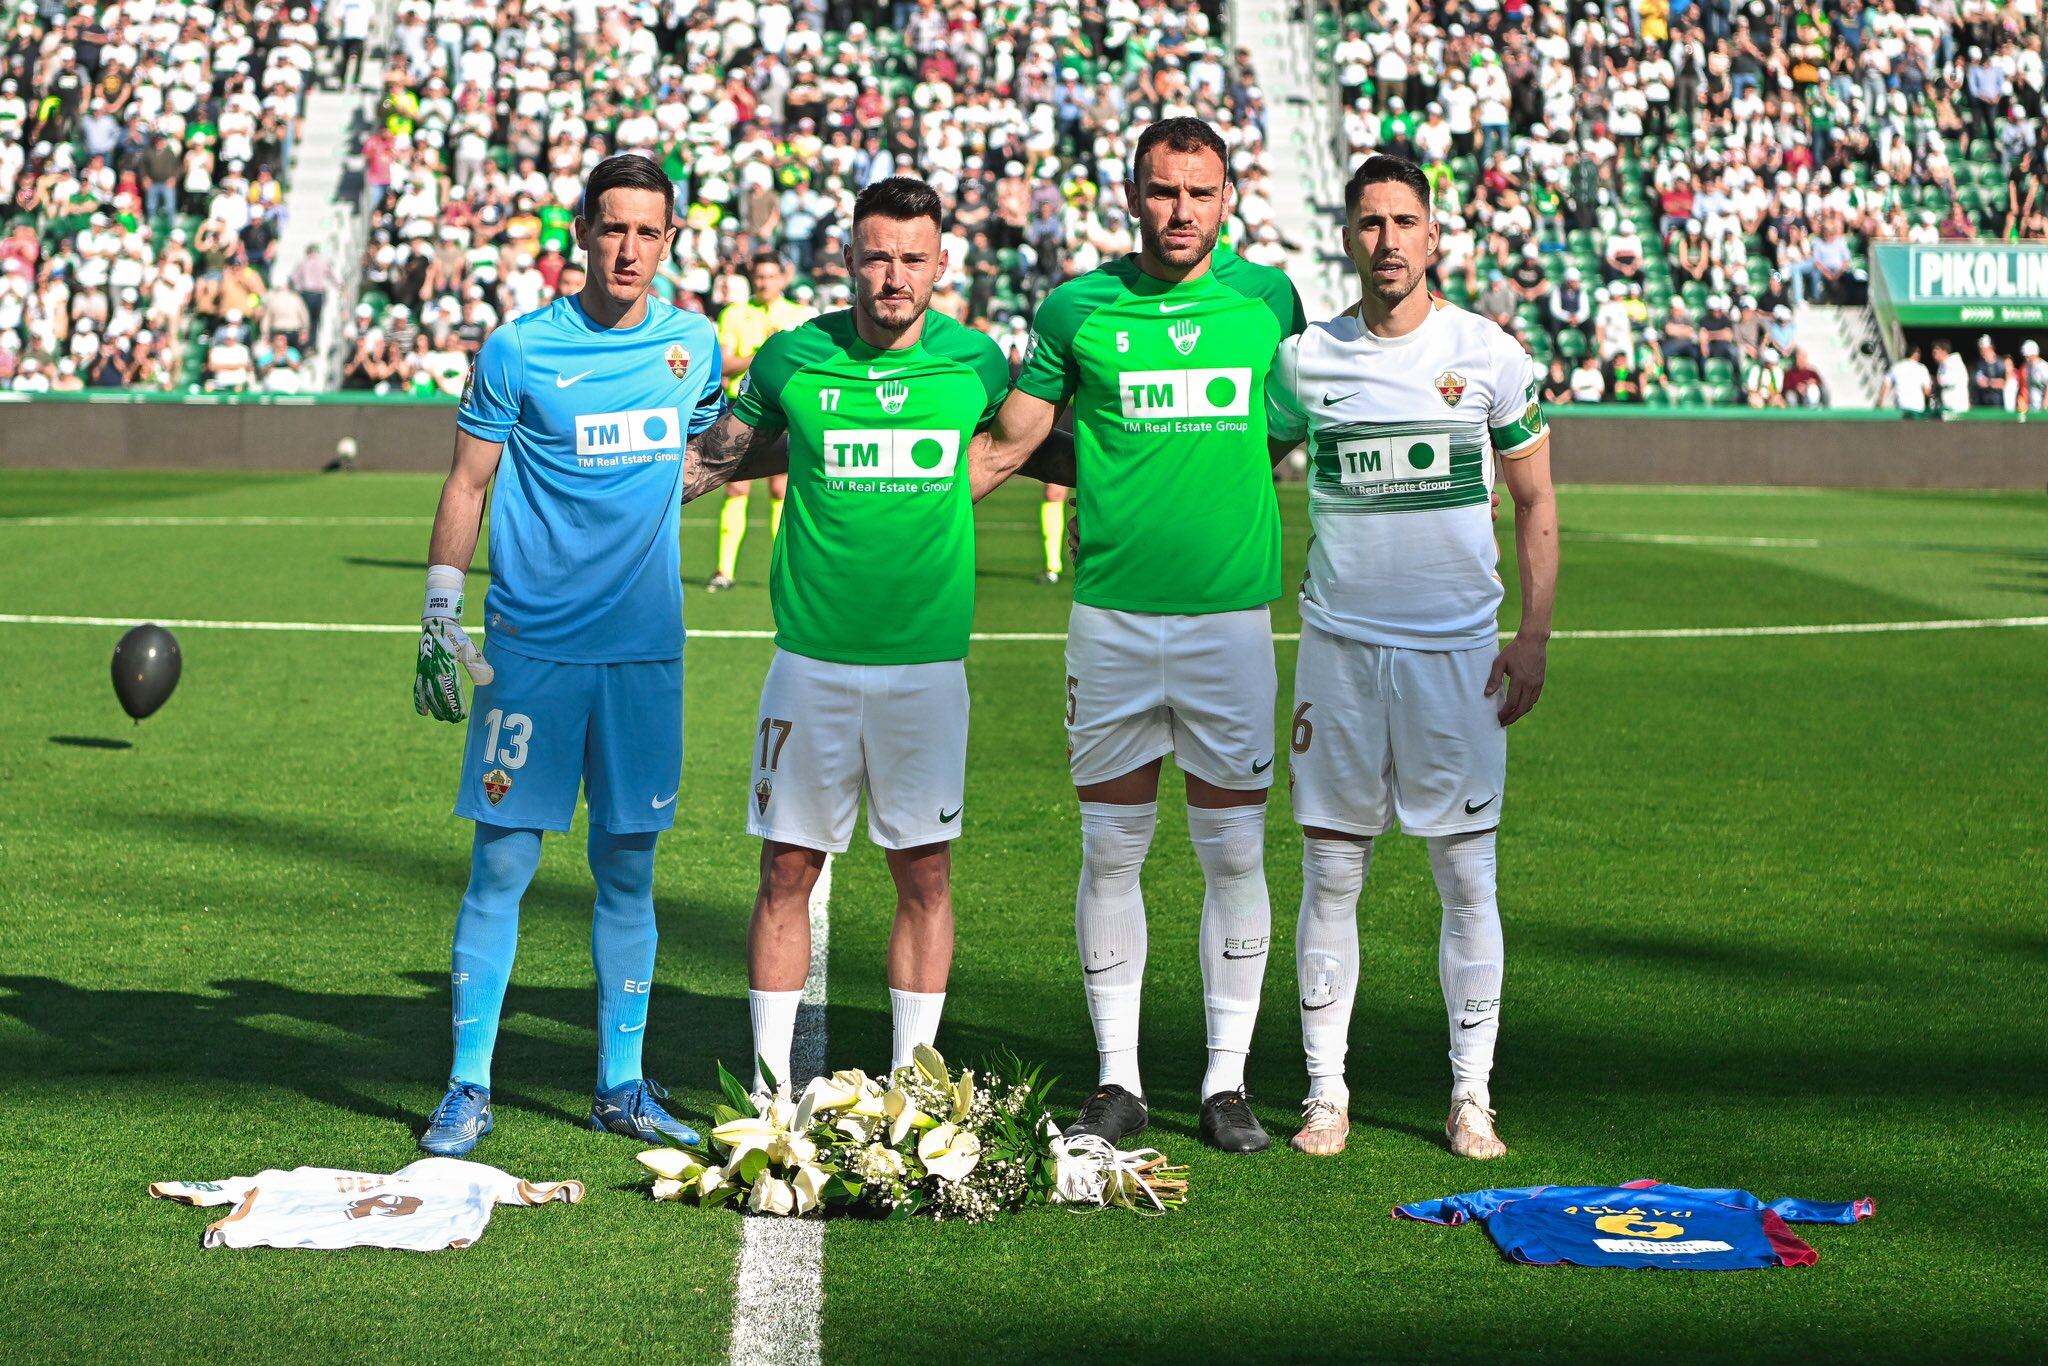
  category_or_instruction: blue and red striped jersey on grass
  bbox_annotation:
[1394,1180,1874,1270]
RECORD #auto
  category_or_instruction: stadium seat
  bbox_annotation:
[1666,356,1700,383]
[1703,357,1736,386]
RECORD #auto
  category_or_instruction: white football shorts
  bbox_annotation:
[748,650,969,852]
[1288,622,1506,837]
[1064,602,1277,790]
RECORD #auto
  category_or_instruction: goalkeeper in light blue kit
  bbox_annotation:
[411,155,725,1156]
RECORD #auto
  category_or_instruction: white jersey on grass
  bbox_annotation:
[1266,300,1547,651]
[150,1157,582,1250]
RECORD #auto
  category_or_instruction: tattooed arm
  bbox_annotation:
[683,409,789,503]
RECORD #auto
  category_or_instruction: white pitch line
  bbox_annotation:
[3,613,2046,642]
[728,856,831,1366]
[0,514,434,527]
[1564,530,1823,548]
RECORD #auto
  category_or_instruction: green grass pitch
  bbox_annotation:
[0,469,2043,1361]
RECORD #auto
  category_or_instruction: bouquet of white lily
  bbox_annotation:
[636,1046,1189,1222]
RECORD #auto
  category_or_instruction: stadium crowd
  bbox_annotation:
[0,0,337,393]
[1322,0,2048,408]
[6,0,2048,408]
[338,0,1294,392]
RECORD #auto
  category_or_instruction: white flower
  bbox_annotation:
[800,1073,862,1113]
[748,1173,796,1215]
[636,1147,700,1180]
[912,1042,949,1082]
[834,1112,877,1145]
[764,1096,798,1131]
[918,1122,982,1182]
[951,1068,975,1122]
[884,1088,927,1146]
[711,1115,783,1166]
[769,1132,818,1169]
[696,1165,728,1198]
[789,1163,828,1214]
[861,1142,907,1178]
[650,1177,686,1202]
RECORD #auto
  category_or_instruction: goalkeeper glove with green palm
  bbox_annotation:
[414,564,493,722]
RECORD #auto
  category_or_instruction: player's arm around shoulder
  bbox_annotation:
[1264,329,1311,466]
[970,281,1088,500]
[1487,329,1556,728]
[685,325,792,502]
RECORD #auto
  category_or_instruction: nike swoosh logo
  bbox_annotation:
[1222,950,1266,960]
[1251,757,1273,774]
[1464,795,1498,814]
[1322,390,1359,406]
[555,369,595,388]
[651,792,677,809]
[1158,301,1199,313]
[867,366,907,378]
[939,806,961,823]
[1083,962,1124,975]
[1302,999,1337,1012]
[617,1022,645,1033]
[1458,1017,1493,1030]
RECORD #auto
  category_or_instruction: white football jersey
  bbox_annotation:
[150,1158,583,1251]
[1266,301,1547,650]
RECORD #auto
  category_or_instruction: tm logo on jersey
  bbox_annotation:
[1333,432,1451,488]
[575,407,683,466]
[822,428,960,488]
[1115,367,1252,432]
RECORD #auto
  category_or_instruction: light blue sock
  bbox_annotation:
[449,825,543,1088]
[590,826,659,1091]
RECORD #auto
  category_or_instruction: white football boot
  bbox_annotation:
[1290,1095,1351,1155]
[1446,1095,1507,1160]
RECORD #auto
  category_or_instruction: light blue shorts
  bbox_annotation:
[454,642,683,834]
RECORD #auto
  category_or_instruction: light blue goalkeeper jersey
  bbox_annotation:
[455,294,725,663]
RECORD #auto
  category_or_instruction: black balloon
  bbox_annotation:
[112,624,182,721]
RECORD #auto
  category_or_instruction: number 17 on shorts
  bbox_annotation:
[746,650,970,853]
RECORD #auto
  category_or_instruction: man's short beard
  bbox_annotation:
[1366,266,1424,305]
[860,288,930,331]
[1143,220,1219,267]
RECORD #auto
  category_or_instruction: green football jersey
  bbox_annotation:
[1015,250,1305,615]
[731,309,1009,665]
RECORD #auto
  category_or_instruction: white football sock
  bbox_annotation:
[1192,802,1270,1098]
[889,988,946,1071]
[1298,835,1370,1101]
[1430,830,1502,1107]
[1077,800,1155,1094]
[747,988,802,1094]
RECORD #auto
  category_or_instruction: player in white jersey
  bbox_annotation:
[1264,155,1558,1160]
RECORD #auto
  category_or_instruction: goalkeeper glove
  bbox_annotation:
[415,564,494,723]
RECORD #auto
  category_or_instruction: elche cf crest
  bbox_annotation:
[754,776,772,813]
[664,344,690,380]
[1435,370,1467,406]
[483,768,512,805]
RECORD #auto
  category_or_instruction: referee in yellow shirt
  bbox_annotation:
[708,254,815,591]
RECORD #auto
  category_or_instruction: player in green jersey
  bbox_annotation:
[687,178,1010,1091]
[969,118,1308,1153]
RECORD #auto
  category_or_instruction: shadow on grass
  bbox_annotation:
[49,736,134,750]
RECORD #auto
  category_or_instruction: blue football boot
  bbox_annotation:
[419,1081,493,1156]
[588,1078,702,1146]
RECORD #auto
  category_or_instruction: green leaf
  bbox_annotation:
[757,1056,781,1095]
[710,1104,744,1129]
[717,1061,758,1118]
[700,1184,740,1209]
[737,1149,770,1185]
